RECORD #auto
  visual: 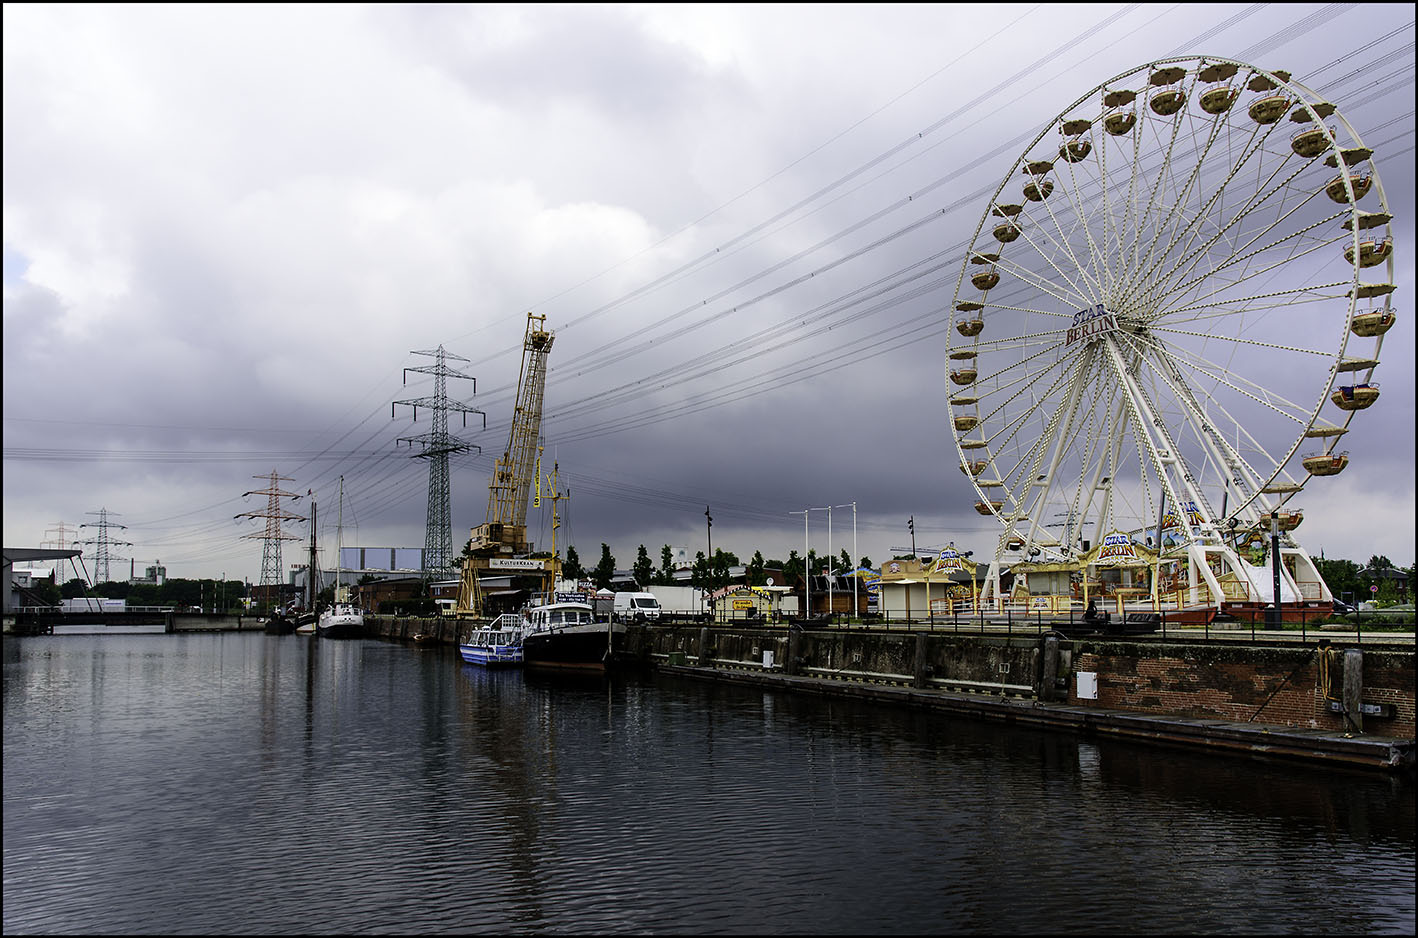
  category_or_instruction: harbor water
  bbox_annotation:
[3,632,1413,935]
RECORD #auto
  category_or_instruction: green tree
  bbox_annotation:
[1317,557,1363,601]
[92,581,131,600]
[563,545,584,580]
[592,544,617,589]
[33,577,61,606]
[658,545,675,584]
[1367,554,1393,571]
[690,550,709,591]
[705,548,739,592]
[60,578,87,599]
[806,549,821,578]
[747,550,766,586]
[633,545,654,587]
[784,550,803,586]
[858,555,873,570]
[837,548,852,575]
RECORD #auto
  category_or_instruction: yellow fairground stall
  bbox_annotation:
[1002,532,1162,617]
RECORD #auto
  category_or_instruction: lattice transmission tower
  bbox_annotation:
[395,345,484,580]
[80,509,132,585]
[235,471,305,589]
[42,520,82,581]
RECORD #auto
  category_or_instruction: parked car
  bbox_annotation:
[1331,599,1358,617]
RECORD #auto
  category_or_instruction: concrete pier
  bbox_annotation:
[633,624,1414,773]
[656,661,1414,772]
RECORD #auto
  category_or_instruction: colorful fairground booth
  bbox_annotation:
[876,545,997,620]
[710,584,784,624]
[975,509,1334,622]
[1002,532,1161,616]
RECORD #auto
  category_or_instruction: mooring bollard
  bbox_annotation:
[698,626,715,668]
[1343,648,1364,733]
[1041,635,1060,702]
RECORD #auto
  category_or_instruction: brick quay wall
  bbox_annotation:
[366,617,1415,745]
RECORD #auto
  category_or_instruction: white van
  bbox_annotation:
[613,591,662,622]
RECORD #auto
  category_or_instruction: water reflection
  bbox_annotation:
[2,634,1412,935]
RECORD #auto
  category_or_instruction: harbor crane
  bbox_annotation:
[456,313,557,617]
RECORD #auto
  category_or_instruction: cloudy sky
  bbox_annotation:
[4,3,1414,585]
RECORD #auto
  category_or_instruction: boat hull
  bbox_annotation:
[317,609,365,639]
[458,643,524,666]
[522,623,630,671]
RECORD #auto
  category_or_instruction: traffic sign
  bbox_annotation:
[1370,584,1379,594]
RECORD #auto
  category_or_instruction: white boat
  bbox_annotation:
[317,601,364,639]
[520,597,630,671]
[458,615,526,667]
[317,476,364,639]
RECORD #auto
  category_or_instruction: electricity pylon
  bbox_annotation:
[235,471,305,590]
[80,509,132,586]
[394,345,484,580]
[43,520,82,581]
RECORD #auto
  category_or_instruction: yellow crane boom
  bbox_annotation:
[457,313,555,616]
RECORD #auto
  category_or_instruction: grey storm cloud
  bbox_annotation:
[4,3,1413,582]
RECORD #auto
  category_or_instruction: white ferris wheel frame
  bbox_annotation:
[945,55,1396,609]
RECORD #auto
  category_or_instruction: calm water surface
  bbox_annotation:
[3,633,1413,935]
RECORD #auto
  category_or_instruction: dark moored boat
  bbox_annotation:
[266,609,316,635]
[264,613,297,635]
[520,600,631,672]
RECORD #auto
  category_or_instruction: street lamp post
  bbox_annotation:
[1268,511,1282,628]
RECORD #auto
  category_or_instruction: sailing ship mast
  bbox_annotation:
[306,494,318,610]
[334,476,345,604]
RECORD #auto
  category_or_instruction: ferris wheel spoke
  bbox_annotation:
[1138,121,1287,295]
[1164,245,1348,316]
[977,363,1079,484]
[1072,143,1118,295]
[1161,181,1344,306]
[1157,279,1353,326]
[1132,338,1299,504]
[976,357,1074,445]
[1163,213,1348,307]
[1127,105,1193,293]
[988,259,1083,310]
[1132,120,1239,300]
[1137,339,1268,468]
[1032,166,1107,300]
[1125,130,1300,312]
[1148,323,1338,357]
[1007,229,1095,306]
[1160,165,1324,295]
[1139,333,1320,435]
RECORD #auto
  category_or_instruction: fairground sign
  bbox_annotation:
[1065,303,1119,347]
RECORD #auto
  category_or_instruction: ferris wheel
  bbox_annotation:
[945,56,1396,592]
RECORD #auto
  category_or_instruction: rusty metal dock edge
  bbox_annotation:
[653,663,1414,773]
